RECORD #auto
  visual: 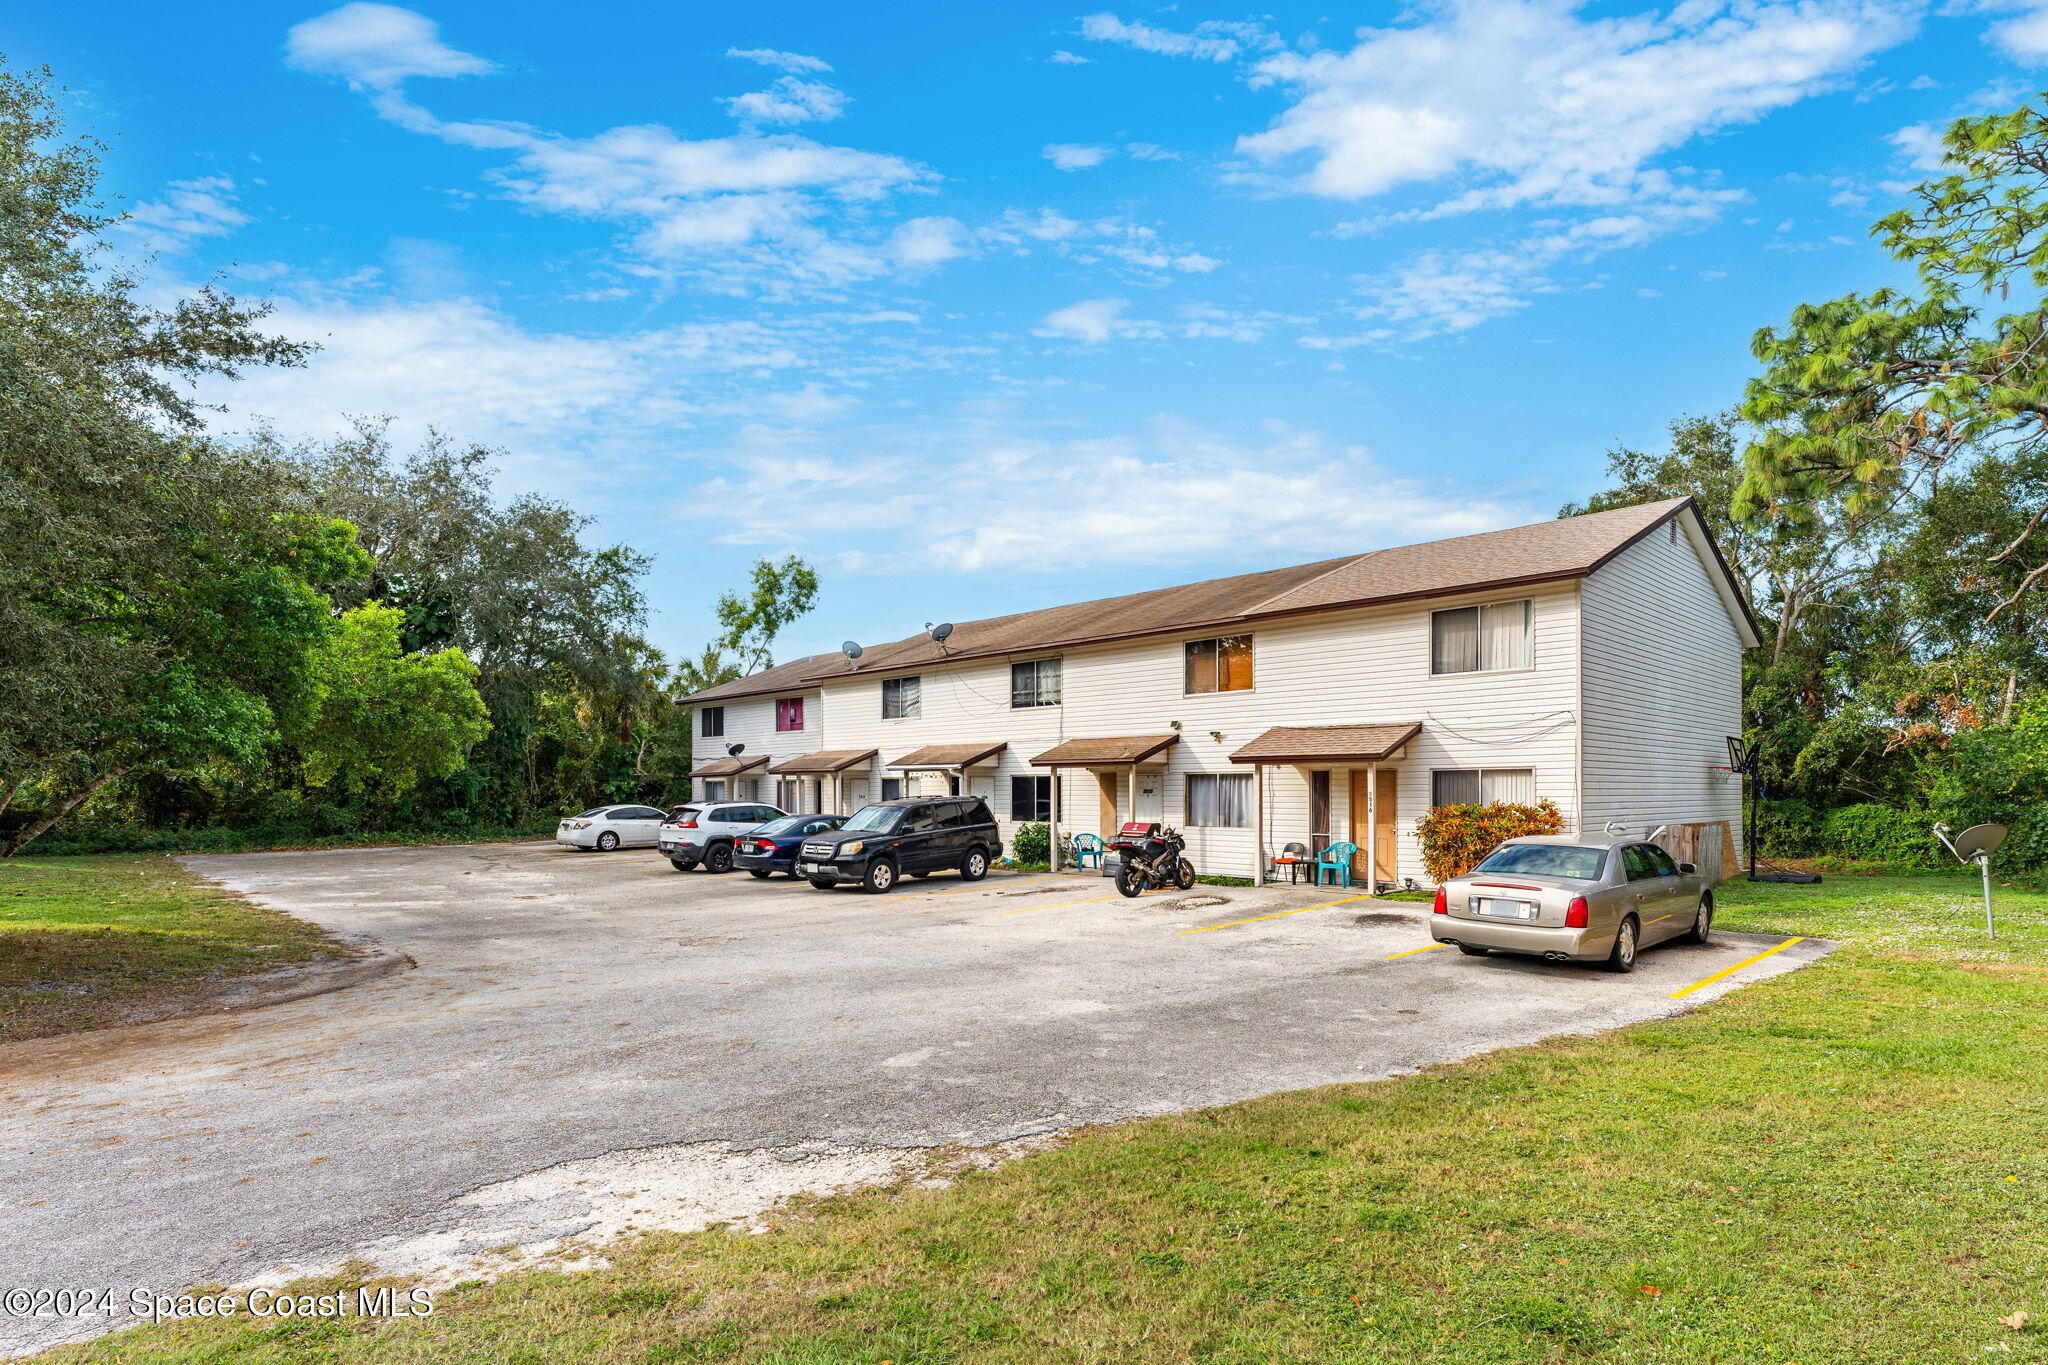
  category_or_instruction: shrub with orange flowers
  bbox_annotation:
[1415,798,1568,884]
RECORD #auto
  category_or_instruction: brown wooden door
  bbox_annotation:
[1309,770,1331,857]
[1097,771,1118,836]
[1348,770,1399,883]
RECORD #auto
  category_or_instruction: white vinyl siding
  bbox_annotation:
[1579,514,1746,854]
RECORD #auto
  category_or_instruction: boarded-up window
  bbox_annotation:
[1184,635,1253,694]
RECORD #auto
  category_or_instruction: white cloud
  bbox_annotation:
[284,2,493,88]
[1077,13,1277,62]
[685,414,1538,575]
[1236,0,1916,211]
[890,215,973,265]
[1890,120,1951,170]
[1124,142,1179,161]
[1047,49,1093,65]
[118,174,249,254]
[286,6,934,292]
[725,77,849,124]
[1037,297,1129,343]
[1044,142,1113,170]
[726,47,833,74]
[1984,0,2048,60]
[980,209,1225,280]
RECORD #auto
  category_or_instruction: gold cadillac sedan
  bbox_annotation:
[1429,835,1713,973]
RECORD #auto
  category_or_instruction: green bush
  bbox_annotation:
[1010,821,1050,865]
[1818,804,1942,867]
[1756,797,1825,857]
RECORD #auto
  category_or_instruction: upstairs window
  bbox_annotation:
[1184,635,1253,694]
[700,706,725,738]
[882,676,921,719]
[1011,658,1062,708]
[1431,600,1533,675]
[775,697,805,732]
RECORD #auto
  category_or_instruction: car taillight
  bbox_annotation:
[1432,887,1448,915]
[1565,896,1590,928]
[678,820,698,829]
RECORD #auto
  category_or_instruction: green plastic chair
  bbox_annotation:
[1316,840,1359,888]
[1071,833,1106,869]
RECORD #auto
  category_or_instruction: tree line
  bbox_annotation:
[0,64,812,856]
[1568,97,2048,869]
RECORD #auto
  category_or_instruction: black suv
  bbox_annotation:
[794,796,1004,893]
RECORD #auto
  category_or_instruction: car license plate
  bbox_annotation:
[798,862,823,875]
[1474,897,1539,921]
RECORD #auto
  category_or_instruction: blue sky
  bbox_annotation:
[16,1,2042,662]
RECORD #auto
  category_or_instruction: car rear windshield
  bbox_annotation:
[576,808,608,819]
[840,805,905,833]
[1472,844,1606,879]
[755,815,809,835]
[665,806,701,822]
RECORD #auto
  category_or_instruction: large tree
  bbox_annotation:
[0,63,345,852]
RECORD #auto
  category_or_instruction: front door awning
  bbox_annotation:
[768,749,877,774]
[888,742,1007,770]
[690,753,771,778]
[1029,734,1179,768]
[1227,722,1421,766]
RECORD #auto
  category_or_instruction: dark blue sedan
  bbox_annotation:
[734,814,848,878]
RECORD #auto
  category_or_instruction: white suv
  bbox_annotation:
[660,802,786,873]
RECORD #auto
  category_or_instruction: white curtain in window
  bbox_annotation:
[1479,601,1532,670]
[1432,607,1479,674]
[1189,774,1251,827]
[1479,769,1535,804]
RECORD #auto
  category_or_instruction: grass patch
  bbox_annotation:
[0,855,341,1043]
[49,871,2048,1362]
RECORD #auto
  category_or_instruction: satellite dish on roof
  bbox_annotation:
[726,742,745,757]
[930,622,954,643]
[1953,823,2008,861]
[841,640,863,659]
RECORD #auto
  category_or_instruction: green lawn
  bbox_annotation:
[0,855,341,1043]
[49,871,2048,1364]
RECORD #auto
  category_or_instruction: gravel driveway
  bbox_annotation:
[0,841,1827,1355]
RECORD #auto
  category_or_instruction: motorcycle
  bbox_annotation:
[1110,822,1197,897]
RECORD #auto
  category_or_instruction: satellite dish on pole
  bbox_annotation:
[1953,823,2008,861]
[726,742,745,757]
[930,622,954,643]
[1934,821,2007,938]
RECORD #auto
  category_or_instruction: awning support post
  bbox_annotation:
[1365,759,1379,892]
[1253,763,1266,887]
[1050,771,1061,872]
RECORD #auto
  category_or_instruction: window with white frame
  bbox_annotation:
[881,675,921,719]
[1430,601,1533,675]
[1010,658,1062,708]
[700,705,725,737]
[1186,773,1253,827]
[1431,768,1536,807]
[1184,634,1253,694]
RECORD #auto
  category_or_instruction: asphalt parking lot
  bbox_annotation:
[0,841,1827,1355]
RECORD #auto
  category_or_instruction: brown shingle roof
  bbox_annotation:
[689,754,770,778]
[1228,723,1423,765]
[1031,735,1180,767]
[678,652,839,706]
[792,498,1701,683]
[889,742,1007,769]
[768,749,876,774]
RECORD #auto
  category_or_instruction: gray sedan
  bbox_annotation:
[1429,834,1713,972]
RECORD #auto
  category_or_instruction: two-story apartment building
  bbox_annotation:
[679,497,1757,885]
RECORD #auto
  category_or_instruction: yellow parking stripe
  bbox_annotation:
[1004,894,1121,915]
[1176,892,1378,935]
[1383,942,1445,960]
[1670,937,1806,999]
